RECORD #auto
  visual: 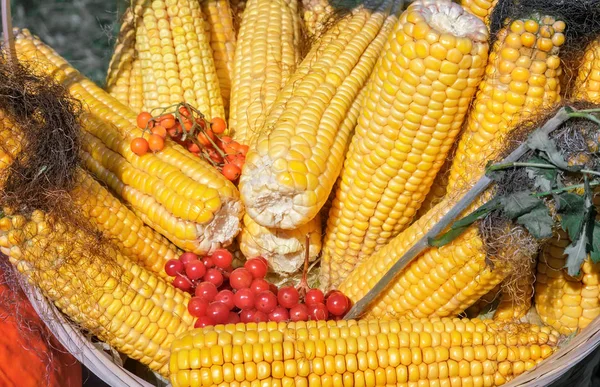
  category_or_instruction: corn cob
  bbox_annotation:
[105,5,142,111]
[135,0,225,119]
[446,16,564,194]
[535,230,600,335]
[0,109,180,277]
[573,39,600,103]
[302,0,335,38]
[169,317,559,387]
[15,30,243,255]
[461,0,498,25]
[414,162,450,221]
[201,0,237,116]
[319,0,489,288]
[0,210,195,376]
[240,0,400,230]
[238,214,321,275]
[228,0,302,145]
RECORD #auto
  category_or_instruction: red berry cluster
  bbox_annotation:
[165,251,351,328]
[131,103,248,182]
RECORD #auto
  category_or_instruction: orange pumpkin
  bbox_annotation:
[0,260,82,387]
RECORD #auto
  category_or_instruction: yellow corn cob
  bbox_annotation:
[228,0,302,145]
[302,0,334,38]
[240,0,400,230]
[0,211,195,376]
[465,285,501,318]
[535,230,600,335]
[15,30,243,255]
[414,154,453,221]
[0,110,180,277]
[169,317,559,387]
[493,260,536,321]
[201,0,237,116]
[573,39,600,103]
[135,0,225,119]
[238,214,321,274]
[461,0,498,25]
[127,57,144,113]
[319,0,489,288]
[446,16,565,194]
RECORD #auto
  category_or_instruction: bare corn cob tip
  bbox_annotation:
[169,317,560,387]
[573,39,600,103]
[319,0,489,288]
[535,230,600,335]
[302,0,335,38]
[14,29,243,255]
[0,210,195,376]
[238,214,321,275]
[239,0,399,230]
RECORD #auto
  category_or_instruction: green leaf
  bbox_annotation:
[428,199,501,247]
[516,205,554,239]
[526,156,559,192]
[501,191,545,219]
[557,193,585,241]
[527,129,579,171]
[590,221,600,263]
[564,222,589,276]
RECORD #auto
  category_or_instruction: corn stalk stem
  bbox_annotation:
[344,107,573,320]
[1,0,15,62]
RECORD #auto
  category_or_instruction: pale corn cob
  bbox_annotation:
[535,230,600,335]
[319,0,489,288]
[228,0,302,145]
[446,16,564,194]
[136,0,225,119]
[573,39,600,103]
[461,0,498,25]
[170,317,559,387]
[302,0,335,38]
[15,30,243,255]
[336,15,565,318]
[0,211,195,376]
[238,214,321,274]
[0,110,180,277]
[240,0,400,230]
[201,0,237,115]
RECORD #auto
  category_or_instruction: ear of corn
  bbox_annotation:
[461,0,498,25]
[0,210,195,377]
[239,0,400,230]
[14,30,243,255]
[319,0,489,288]
[201,0,237,116]
[493,260,536,321]
[535,230,600,335]
[446,16,564,194]
[336,14,566,316]
[228,0,302,145]
[106,4,144,113]
[414,159,451,220]
[573,39,600,103]
[169,317,559,387]
[0,110,180,278]
[465,285,502,318]
[238,214,321,275]
[135,0,225,119]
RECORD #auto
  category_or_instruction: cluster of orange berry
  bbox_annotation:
[130,104,248,182]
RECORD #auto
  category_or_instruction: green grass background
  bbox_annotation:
[11,0,128,85]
